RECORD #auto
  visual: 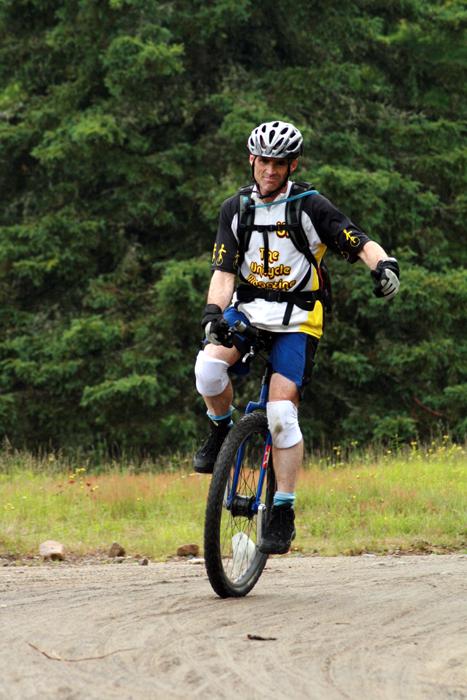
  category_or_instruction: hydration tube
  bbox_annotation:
[249,189,319,209]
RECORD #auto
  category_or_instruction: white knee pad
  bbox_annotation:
[195,350,230,397]
[266,400,302,449]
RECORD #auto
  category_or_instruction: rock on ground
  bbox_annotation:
[177,544,199,557]
[39,541,65,561]
[108,542,126,558]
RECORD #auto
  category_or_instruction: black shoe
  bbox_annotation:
[258,503,296,555]
[193,422,231,474]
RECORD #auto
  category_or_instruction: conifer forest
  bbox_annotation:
[0,1,465,455]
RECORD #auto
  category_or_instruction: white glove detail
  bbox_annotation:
[372,257,400,301]
[380,269,400,300]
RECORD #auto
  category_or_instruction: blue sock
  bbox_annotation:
[207,407,233,428]
[273,491,296,508]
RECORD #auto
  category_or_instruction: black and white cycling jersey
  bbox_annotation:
[211,181,370,338]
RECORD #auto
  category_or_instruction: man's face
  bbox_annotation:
[249,155,298,196]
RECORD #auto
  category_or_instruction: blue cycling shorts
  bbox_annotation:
[223,307,319,390]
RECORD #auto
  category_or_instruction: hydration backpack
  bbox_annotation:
[235,181,332,325]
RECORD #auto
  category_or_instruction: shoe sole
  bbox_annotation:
[193,464,214,474]
[258,542,291,555]
[258,530,296,555]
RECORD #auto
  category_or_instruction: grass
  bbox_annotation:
[296,439,466,555]
[0,440,465,561]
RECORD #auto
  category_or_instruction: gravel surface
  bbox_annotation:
[0,554,466,699]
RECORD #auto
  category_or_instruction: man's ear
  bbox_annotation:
[249,154,255,166]
[289,158,299,174]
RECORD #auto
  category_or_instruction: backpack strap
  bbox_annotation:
[286,182,332,313]
[237,182,318,276]
[235,284,324,327]
[286,182,321,278]
[238,186,273,276]
[237,185,255,272]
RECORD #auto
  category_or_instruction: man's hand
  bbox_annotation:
[201,304,233,347]
[371,258,400,300]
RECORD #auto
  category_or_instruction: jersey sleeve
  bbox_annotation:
[305,194,370,263]
[210,195,239,273]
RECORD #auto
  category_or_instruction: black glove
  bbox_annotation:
[201,304,233,347]
[371,258,400,300]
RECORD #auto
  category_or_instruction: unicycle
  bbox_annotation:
[204,323,277,598]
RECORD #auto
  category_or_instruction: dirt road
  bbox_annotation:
[0,554,465,699]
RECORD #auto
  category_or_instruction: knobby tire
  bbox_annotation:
[204,411,276,598]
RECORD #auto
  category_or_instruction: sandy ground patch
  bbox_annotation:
[0,554,465,699]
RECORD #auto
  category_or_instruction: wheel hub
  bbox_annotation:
[230,494,256,518]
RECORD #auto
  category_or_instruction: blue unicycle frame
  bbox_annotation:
[224,325,274,520]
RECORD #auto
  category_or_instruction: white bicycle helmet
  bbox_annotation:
[247,120,303,159]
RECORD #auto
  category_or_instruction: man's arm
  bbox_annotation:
[201,270,236,346]
[207,270,236,309]
[358,240,388,269]
[304,195,400,299]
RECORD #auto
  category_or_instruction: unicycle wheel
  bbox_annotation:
[204,411,276,598]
